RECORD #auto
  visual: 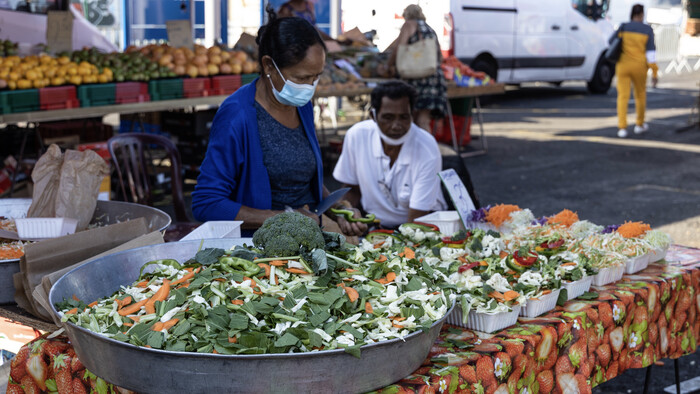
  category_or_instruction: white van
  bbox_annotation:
[443,0,616,93]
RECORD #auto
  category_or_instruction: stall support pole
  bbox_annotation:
[642,365,652,394]
[459,96,487,158]
[674,359,681,394]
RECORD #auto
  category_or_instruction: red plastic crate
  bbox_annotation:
[39,86,79,110]
[115,82,150,104]
[210,75,242,96]
[183,77,212,98]
[430,115,472,147]
[77,142,110,163]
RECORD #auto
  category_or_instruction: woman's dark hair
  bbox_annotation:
[631,4,644,19]
[256,5,326,72]
[371,80,417,113]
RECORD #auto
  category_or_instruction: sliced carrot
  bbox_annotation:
[479,260,489,266]
[270,260,287,266]
[365,301,373,314]
[231,299,244,305]
[135,280,149,288]
[346,268,359,273]
[72,294,80,302]
[489,291,505,301]
[151,279,171,302]
[212,349,219,354]
[162,318,179,331]
[183,267,195,273]
[375,278,388,285]
[457,256,468,264]
[391,316,407,322]
[212,278,227,282]
[66,308,78,314]
[127,315,141,322]
[386,272,397,283]
[399,247,415,260]
[118,299,148,316]
[88,301,98,308]
[373,241,385,249]
[504,290,520,301]
[176,282,191,289]
[541,289,552,295]
[171,272,194,286]
[344,286,359,302]
[392,323,404,329]
[122,322,133,327]
[257,263,271,277]
[144,302,156,315]
[243,277,257,287]
[151,322,164,331]
[499,251,509,259]
[375,254,387,263]
[117,296,133,310]
[228,337,237,343]
[285,268,311,275]
[560,262,577,267]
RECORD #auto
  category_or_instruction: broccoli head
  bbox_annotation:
[252,212,325,257]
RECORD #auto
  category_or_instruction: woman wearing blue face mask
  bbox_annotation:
[192,6,367,237]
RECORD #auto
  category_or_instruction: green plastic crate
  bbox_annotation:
[77,83,116,107]
[0,89,39,114]
[241,73,259,86]
[149,79,183,101]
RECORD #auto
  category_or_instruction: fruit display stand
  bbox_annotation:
[3,244,698,393]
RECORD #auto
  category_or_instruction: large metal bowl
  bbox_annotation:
[49,239,449,394]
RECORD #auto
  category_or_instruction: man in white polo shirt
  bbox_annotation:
[332,80,447,228]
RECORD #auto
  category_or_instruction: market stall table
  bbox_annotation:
[4,244,698,393]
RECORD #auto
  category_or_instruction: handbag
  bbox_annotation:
[396,28,439,79]
[605,25,624,63]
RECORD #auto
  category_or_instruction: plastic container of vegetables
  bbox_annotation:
[415,211,465,236]
[447,305,520,333]
[591,265,625,286]
[648,247,668,264]
[562,276,593,300]
[179,221,243,241]
[519,289,561,317]
[624,254,650,274]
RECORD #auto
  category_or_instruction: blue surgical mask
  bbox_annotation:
[268,60,318,107]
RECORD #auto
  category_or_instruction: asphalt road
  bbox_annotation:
[464,68,700,249]
[459,67,700,394]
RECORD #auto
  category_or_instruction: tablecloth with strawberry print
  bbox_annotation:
[6,245,700,394]
[382,245,700,394]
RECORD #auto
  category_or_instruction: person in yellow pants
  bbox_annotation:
[614,4,659,138]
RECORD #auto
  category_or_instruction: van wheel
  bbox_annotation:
[587,58,614,94]
[471,58,498,81]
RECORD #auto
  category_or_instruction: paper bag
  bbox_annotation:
[37,230,165,325]
[27,144,110,230]
[55,149,109,230]
[27,144,63,218]
[15,218,150,321]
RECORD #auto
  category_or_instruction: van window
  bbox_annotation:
[571,0,609,20]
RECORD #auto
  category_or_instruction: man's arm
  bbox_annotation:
[407,208,431,223]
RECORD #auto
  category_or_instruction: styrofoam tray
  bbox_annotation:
[447,304,521,333]
[591,265,625,286]
[179,221,243,241]
[15,217,78,240]
[648,247,668,263]
[625,254,650,274]
[415,211,465,236]
[562,276,593,300]
[519,289,561,317]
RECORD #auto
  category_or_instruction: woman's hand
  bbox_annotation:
[335,208,368,236]
[295,205,321,225]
